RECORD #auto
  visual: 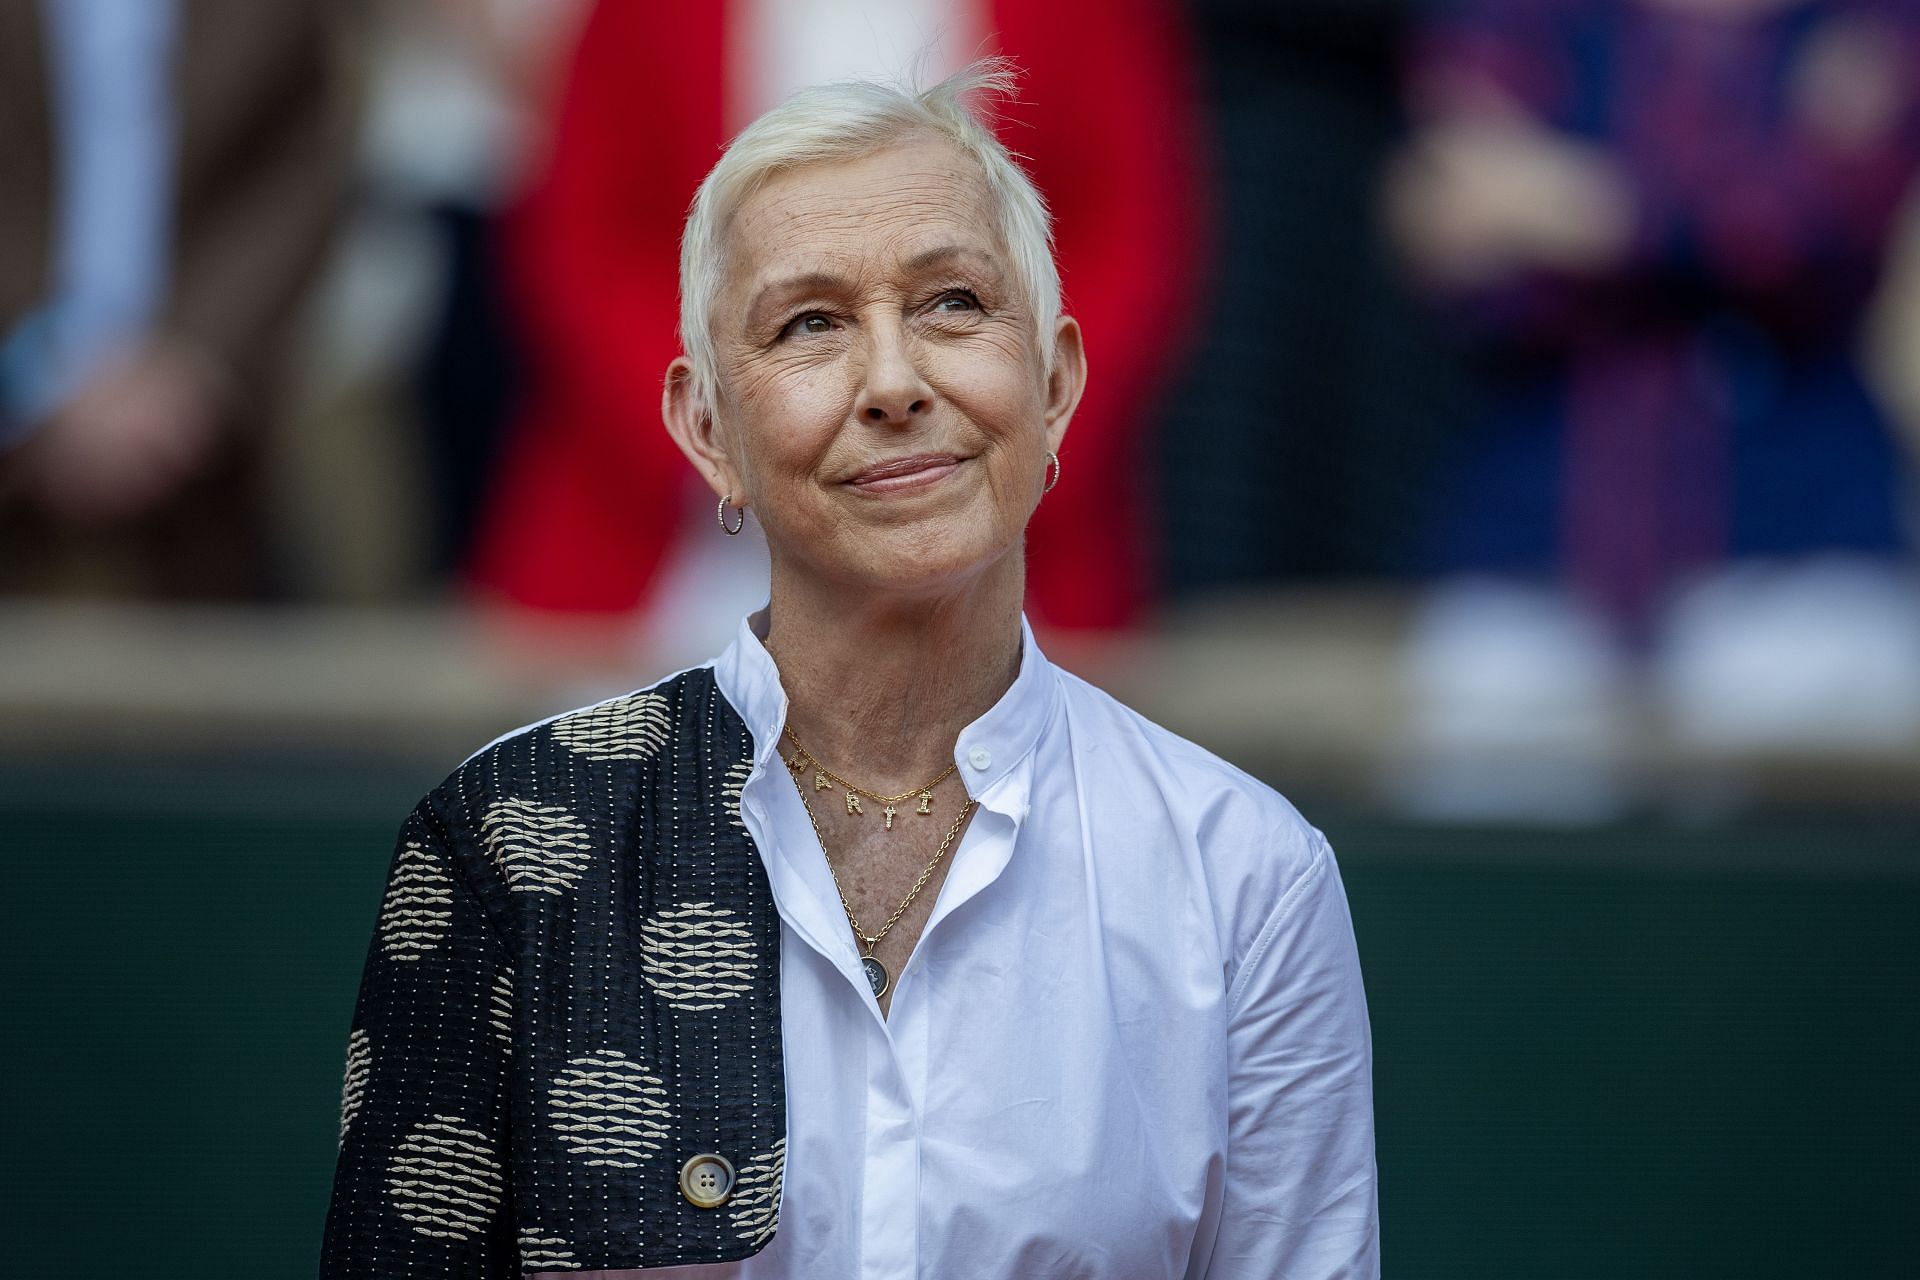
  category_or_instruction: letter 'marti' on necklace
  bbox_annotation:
[781,725,957,830]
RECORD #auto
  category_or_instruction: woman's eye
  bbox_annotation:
[783,313,833,338]
[933,291,980,313]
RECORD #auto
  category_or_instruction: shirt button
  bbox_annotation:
[967,746,992,771]
[679,1153,736,1208]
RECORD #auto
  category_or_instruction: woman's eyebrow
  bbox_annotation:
[745,271,851,328]
[903,244,1002,277]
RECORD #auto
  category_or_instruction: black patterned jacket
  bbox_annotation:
[321,667,787,1276]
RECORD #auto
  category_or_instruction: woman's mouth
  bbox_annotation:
[845,453,965,494]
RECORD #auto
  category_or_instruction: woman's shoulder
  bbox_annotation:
[1051,666,1324,859]
[465,661,716,762]
[423,661,747,824]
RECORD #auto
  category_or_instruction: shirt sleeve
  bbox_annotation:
[1198,831,1379,1279]
[320,797,520,1278]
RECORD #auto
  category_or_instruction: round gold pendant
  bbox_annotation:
[860,954,890,999]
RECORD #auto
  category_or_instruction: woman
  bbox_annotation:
[322,62,1377,1278]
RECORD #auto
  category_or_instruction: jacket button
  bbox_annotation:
[679,1153,736,1208]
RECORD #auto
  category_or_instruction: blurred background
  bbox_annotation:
[2,0,1917,1274]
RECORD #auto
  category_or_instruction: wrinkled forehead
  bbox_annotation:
[718,136,1012,308]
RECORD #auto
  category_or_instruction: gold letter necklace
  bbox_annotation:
[784,726,973,1000]
[782,725,957,831]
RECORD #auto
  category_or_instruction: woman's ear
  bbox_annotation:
[1042,315,1088,454]
[663,357,744,503]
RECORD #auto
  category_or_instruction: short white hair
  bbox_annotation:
[676,57,1062,417]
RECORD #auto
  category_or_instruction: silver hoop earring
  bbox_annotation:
[718,495,745,535]
[1043,450,1061,494]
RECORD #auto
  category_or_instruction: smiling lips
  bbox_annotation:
[845,452,965,494]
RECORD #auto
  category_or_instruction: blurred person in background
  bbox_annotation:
[466,0,1203,657]
[275,0,586,599]
[1386,0,1920,801]
[1160,0,1460,596]
[401,0,587,580]
[0,0,361,599]
[270,0,583,602]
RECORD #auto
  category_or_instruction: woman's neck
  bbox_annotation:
[761,552,1025,791]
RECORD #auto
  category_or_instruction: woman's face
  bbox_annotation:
[667,135,1084,601]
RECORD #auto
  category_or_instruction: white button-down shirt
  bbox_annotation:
[552,611,1377,1278]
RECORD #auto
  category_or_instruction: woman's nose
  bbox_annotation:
[856,323,933,424]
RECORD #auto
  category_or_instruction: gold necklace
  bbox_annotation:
[781,725,958,830]
[793,777,975,1000]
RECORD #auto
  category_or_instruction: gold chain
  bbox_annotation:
[782,725,959,827]
[794,778,975,953]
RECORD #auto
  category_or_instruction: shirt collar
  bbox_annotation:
[710,604,1059,819]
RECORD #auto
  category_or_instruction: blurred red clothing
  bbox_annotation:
[468,0,1203,629]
